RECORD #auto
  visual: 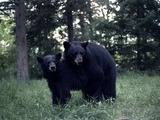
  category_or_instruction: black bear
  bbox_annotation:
[63,41,116,100]
[37,53,91,105]
[37,53,62,105]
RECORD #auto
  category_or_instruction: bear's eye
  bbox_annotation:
[79,52,83,55]
[47,62,50,65]
[73,52,78,57]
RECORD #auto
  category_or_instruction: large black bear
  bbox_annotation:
[37,53,90,105]
[63,41,116,100]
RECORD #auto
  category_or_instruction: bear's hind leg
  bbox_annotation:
[102,70,116,101]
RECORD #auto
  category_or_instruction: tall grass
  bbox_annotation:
[0,72,160,120]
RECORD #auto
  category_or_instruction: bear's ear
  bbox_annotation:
[56,53,62,60]
[63,41,70,50]
[37,57,43,64]
[81,41,88,49]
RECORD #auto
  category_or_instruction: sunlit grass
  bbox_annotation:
[0,71,160,120]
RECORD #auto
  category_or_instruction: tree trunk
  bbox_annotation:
[15,0,29,80]
[79,13,86,40]
[136,34,141,69]
[66,0,74,42]
[88,0,93,40]
[136,5,145,70]
[106,0,109,19]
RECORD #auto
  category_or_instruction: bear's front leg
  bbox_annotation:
[49,84,60,105]
[59,90,71,105]
[52,92,59,105]
[86,65,104,102]
[93,86,103,102]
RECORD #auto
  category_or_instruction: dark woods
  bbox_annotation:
[0,0,160,79]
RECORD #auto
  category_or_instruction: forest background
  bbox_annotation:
[0,0,160,80]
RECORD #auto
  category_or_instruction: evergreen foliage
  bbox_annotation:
[0,0,160,78]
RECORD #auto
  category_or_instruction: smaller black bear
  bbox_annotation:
[37,53,90,105]
[37,53,62,105]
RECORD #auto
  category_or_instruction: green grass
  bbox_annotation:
[0,72,160,120]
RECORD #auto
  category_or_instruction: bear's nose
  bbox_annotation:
[49,62,56,72]
[78,61,83,65]
[51,66,56,71]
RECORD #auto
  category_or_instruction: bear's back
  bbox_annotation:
[87,42,115,69]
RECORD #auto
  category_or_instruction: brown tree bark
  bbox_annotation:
[66,0,74,42]
[15,0,29,80]
[79,13,89,41]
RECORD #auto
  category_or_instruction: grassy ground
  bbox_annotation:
[0,71,160,120]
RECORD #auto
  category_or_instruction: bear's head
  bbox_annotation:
[63,41,88,66]
[37,53,62,75]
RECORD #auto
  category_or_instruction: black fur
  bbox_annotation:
[37,53,62,105]
[63,41,116,100]
[37,53,90,105]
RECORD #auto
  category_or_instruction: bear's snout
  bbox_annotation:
[49,62,56,72]
[75,54,83,66]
